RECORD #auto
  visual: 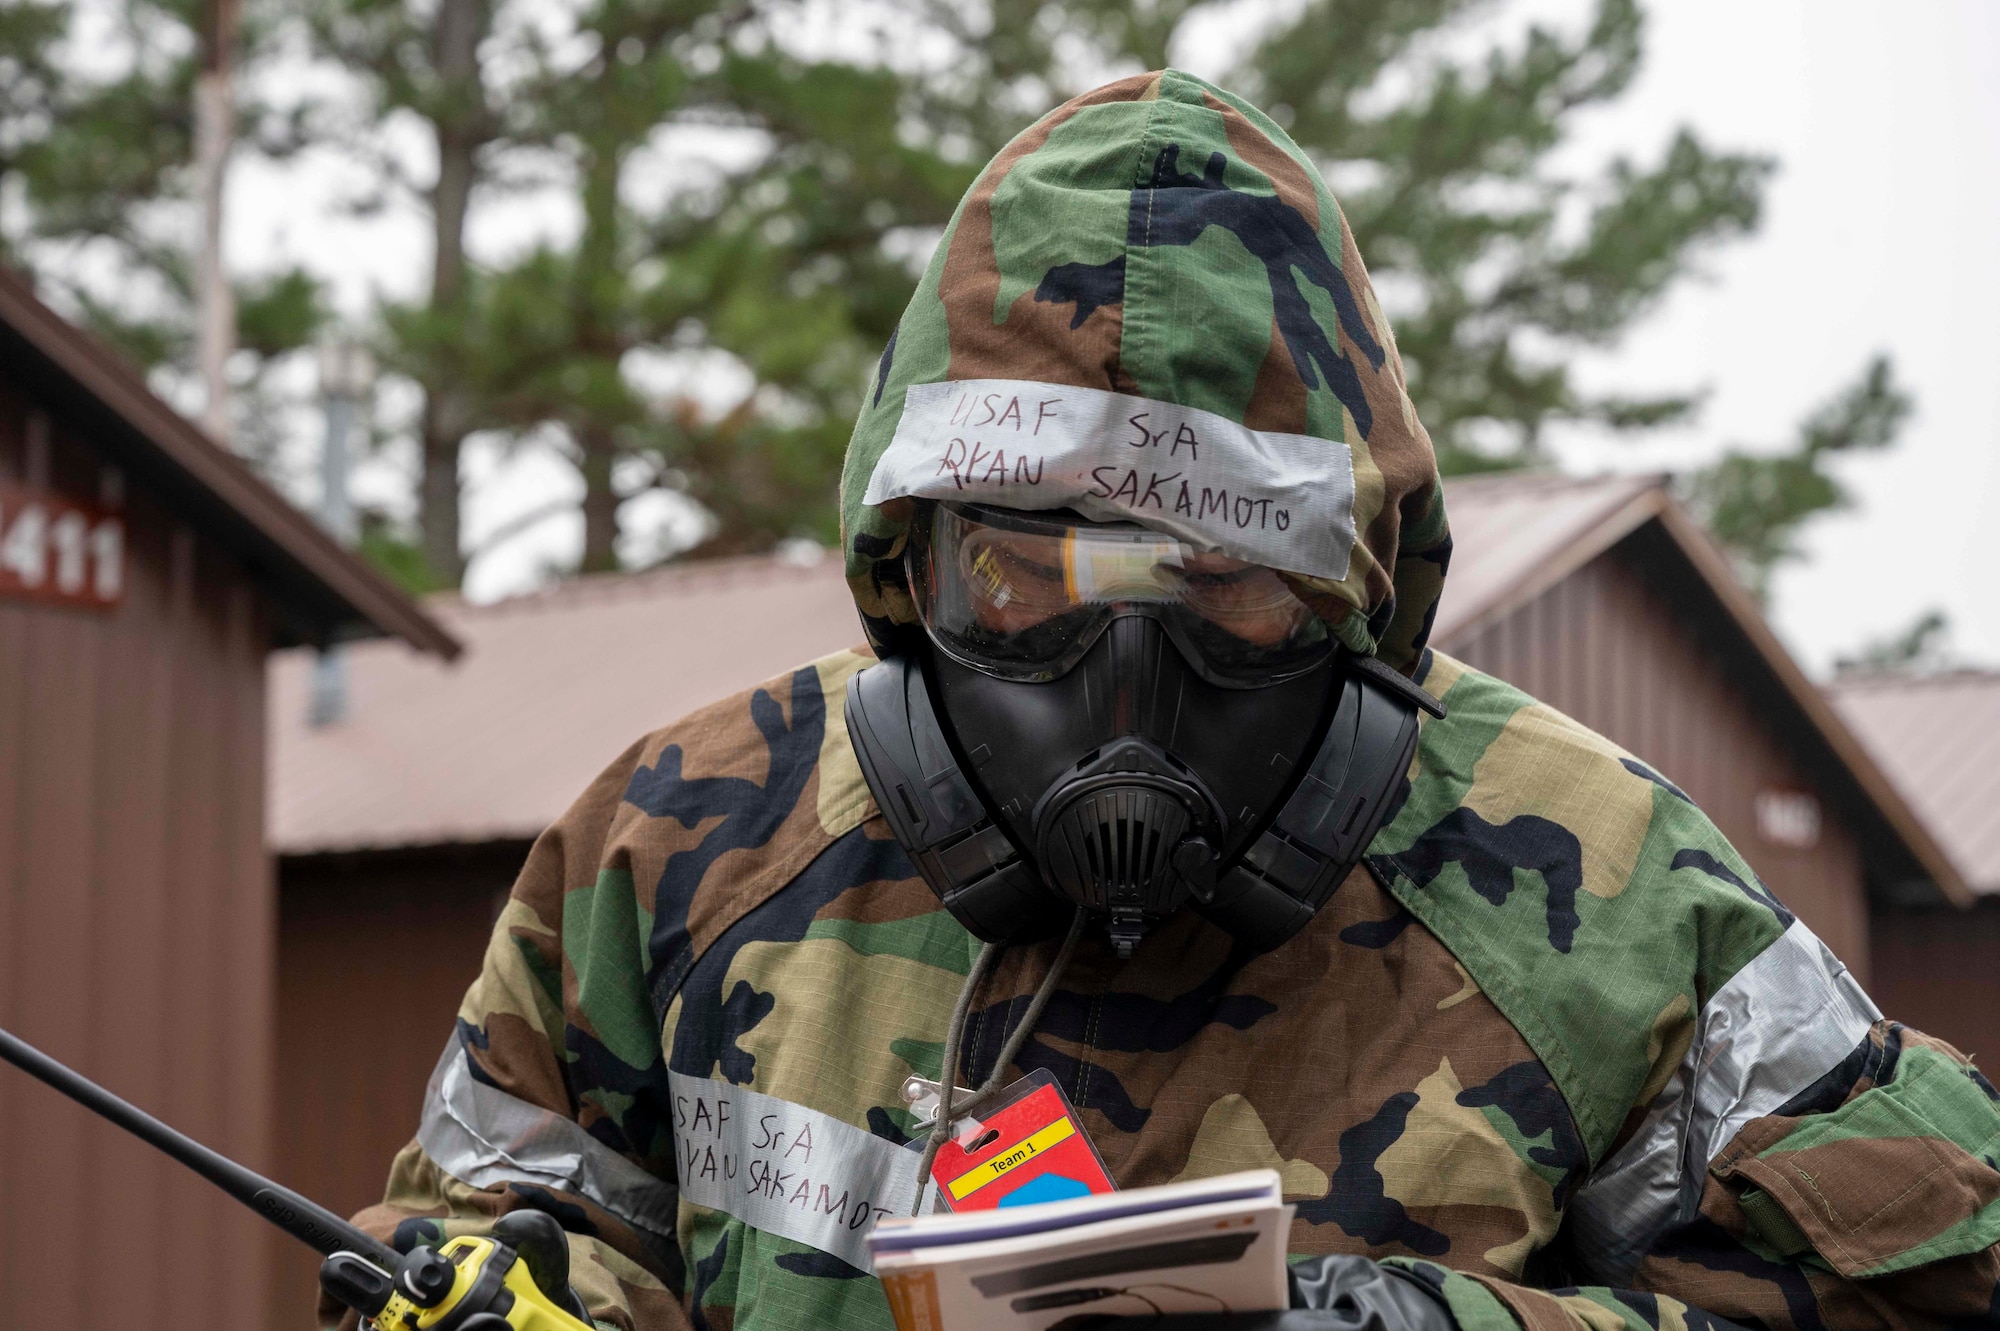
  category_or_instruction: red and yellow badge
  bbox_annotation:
[927,1071,1115,1212]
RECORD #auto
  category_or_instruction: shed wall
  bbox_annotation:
[1441,539,1872,977]
[1868,902,2000,1067]
[0,380,274,1328]
[269,843,527,1327]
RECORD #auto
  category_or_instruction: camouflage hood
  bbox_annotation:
[839,69,1451,673]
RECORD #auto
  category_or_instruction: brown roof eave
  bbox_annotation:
[0,265,460,660]
[1647,499,1971,907]
[1438,473,1670,646]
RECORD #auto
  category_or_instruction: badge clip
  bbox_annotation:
[901,1074,982,1136]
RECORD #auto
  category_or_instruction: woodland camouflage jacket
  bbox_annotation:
[340,72,2000,1331]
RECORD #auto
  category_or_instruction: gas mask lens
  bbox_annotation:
[911,504,1331,686]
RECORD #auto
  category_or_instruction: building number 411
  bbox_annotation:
[0,485,124,608]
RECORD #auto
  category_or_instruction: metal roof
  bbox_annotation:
[1428,470,1666,646]
[1423,472,1964,905]
[1828,671,2000,894]
[0,263,458,659]
[269,552,862,854]
[267,474,1964,905]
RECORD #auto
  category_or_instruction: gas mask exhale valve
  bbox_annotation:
[844,504,1443,957]
[1032,735,1225,955]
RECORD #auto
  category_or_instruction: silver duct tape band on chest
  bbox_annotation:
[669,1071,932,1271]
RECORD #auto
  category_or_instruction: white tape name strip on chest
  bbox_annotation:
[865,378,1357,580]
[669,1071,920,1271]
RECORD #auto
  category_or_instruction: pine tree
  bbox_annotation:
[0,1,68,263]
[469,0,1775,571]
[0,0,326,470]
[1685,354,1914,602]
[433,13,978,572]
[1157,0,1769,471]
[18,0,1856,588]
[305,0,506,585]
[826,0,1773,475]
[1834,608,1950,677]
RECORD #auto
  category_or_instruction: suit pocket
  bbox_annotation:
[1710,1041,2000,1278]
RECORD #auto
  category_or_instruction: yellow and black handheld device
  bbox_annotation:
[319,1212,599,1330]
[0,1025,595,1331]
[319,1215,597,1330]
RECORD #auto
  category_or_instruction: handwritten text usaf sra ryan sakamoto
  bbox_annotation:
[667,1071,923,1270]
[865,378,1356,579]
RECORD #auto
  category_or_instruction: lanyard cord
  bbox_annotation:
[911,908,1087,1215]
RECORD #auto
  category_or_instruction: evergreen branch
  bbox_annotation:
[1683,354,1912,601]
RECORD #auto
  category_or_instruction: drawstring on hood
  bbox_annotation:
[911,908,1088,1214]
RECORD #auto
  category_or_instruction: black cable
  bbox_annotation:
[1118,1288,1165,1317]
[1126,1281,1231,1313]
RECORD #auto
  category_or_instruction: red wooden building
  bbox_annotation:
[1829,670,2000,1073]
[1431,472,1969,977]
[0,265,457,1331]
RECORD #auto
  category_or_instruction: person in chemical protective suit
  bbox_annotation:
[334,71,2000,1331]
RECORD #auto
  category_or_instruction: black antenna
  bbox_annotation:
[0,1025,400,1270]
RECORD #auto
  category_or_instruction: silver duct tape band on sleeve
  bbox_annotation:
[418,1037,680,1241]
[1566,920,1880,1284]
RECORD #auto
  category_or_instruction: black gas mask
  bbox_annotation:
[845,504,1441,956]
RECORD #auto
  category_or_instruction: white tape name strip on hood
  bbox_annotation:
[865,378,1358,580]
[669,1071,923,1271]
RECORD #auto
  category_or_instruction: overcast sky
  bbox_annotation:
[227,0,2000,673]
[1495,0,2000,672]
